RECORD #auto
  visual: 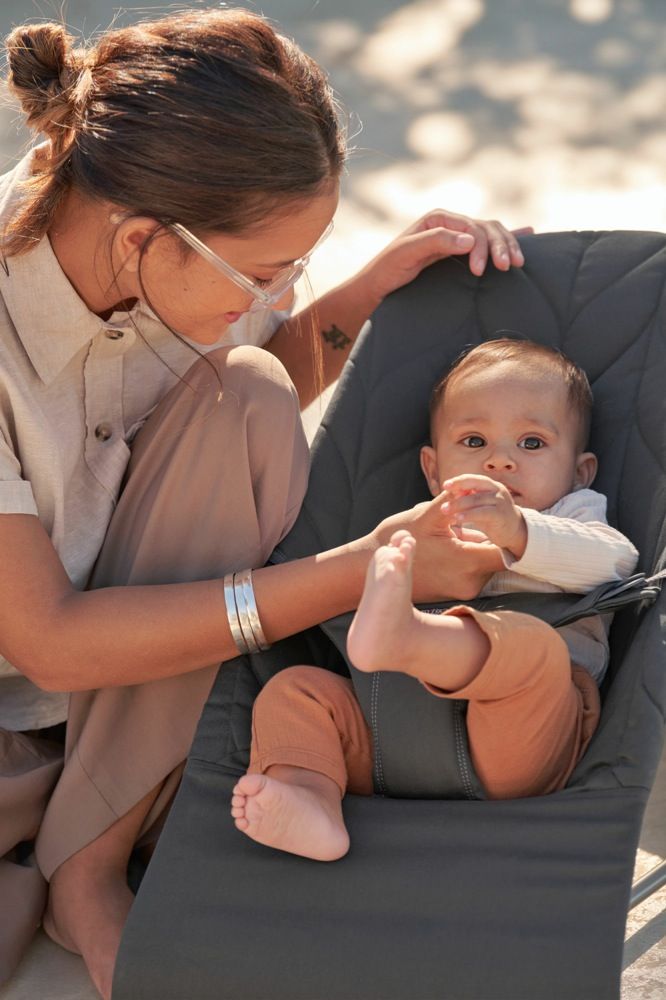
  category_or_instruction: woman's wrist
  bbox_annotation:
[344,263,387,318]
[250,537,374,646]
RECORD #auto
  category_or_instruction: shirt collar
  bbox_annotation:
[0,149,157,384]
[0,233,108,385]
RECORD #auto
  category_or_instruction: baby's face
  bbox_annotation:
[421,362,596,511]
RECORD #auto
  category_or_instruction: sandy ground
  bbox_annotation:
[0,0,664,997]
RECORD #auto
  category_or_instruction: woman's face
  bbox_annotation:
[121,185,339,343]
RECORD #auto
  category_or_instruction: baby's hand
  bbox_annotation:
[440,474,527,558]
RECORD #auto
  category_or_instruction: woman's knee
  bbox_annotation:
[190,345,297,409]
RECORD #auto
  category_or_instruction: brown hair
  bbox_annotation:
[3,8,345,255]
[430,338,594,449]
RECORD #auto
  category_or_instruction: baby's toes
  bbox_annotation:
[388,529,414,548]
[230,791,247,821]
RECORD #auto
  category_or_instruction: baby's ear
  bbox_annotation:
[574,451,598,489]
[420,445,441,497]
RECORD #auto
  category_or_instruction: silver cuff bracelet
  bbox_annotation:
[223,570,271,655]
[223,573,249,655]
[236,568,270,651]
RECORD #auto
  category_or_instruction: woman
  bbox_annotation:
[0,8,524,997]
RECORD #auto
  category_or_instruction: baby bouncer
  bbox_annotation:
[112,230,666,1000]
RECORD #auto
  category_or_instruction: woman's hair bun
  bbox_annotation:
[5,22,82,136]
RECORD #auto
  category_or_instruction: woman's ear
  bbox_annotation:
[574,451,598,489]
[111,215,162,274]
[420,445,441,497]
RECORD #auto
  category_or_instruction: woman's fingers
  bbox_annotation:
[469,221,525,275]
[417,211,529,276]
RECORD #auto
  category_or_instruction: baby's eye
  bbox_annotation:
[461,435,486,448]
[519,436,545,450]
[252,276,274,289]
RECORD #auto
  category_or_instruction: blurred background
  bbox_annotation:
[1,0,665,298]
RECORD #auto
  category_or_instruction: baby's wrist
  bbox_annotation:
[504,512,528,559]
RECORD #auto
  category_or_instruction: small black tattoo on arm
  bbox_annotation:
[321,324,352,351]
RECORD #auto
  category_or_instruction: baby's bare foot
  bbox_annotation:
[347,529,420,673]
[231,772,349,861]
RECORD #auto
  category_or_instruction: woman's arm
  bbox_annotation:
[267,211,528,407]
[0,503,502,693]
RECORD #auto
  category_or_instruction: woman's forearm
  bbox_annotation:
[268,212,527,408]
[267,273,381,408]
[1,499,500,693]
[15,538,372,692]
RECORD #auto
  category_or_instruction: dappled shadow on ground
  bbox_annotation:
[298,0,666,235]
[1,0,664,249]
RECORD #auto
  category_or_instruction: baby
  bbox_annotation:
[230,338,638,860]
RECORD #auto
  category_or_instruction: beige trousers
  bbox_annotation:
[0,345,309,983]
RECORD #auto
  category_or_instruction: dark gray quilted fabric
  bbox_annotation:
[284,231,666,562]
[113,232,666,1000]
[276,229,666,798]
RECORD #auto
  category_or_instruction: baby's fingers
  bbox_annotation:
[442,473,503,497]
[441,491,497,518]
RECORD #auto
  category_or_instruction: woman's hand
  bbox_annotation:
[272,211,531,406]
[441,474,528,559]
[372,490,505,603]
[357,210,532,307]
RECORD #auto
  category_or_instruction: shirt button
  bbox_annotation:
[94,423,113,442]
[105,330,125,340]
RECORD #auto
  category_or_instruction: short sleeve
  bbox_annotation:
[0,430,38,515]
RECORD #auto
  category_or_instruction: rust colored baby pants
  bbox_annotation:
[249,606,601,801]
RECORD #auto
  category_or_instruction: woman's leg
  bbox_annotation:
[348,532,600,800]
[43,786,161,1000]
[37,346,309,996]
[0,730,62,986]
[232,665,373,860]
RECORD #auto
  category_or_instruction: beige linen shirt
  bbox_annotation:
[0,154,286,730]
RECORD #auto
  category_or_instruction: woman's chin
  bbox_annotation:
[178,322,231,346]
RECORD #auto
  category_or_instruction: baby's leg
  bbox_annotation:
[449,611,600,798]
[348,531,600,799]
[347,530,490,690]
[231,667,372,861]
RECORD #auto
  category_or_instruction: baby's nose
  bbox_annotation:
[483,450,516,472]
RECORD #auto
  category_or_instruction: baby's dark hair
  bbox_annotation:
[429,338,594,449]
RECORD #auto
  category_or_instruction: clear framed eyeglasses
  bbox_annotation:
[169,220,334,312]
